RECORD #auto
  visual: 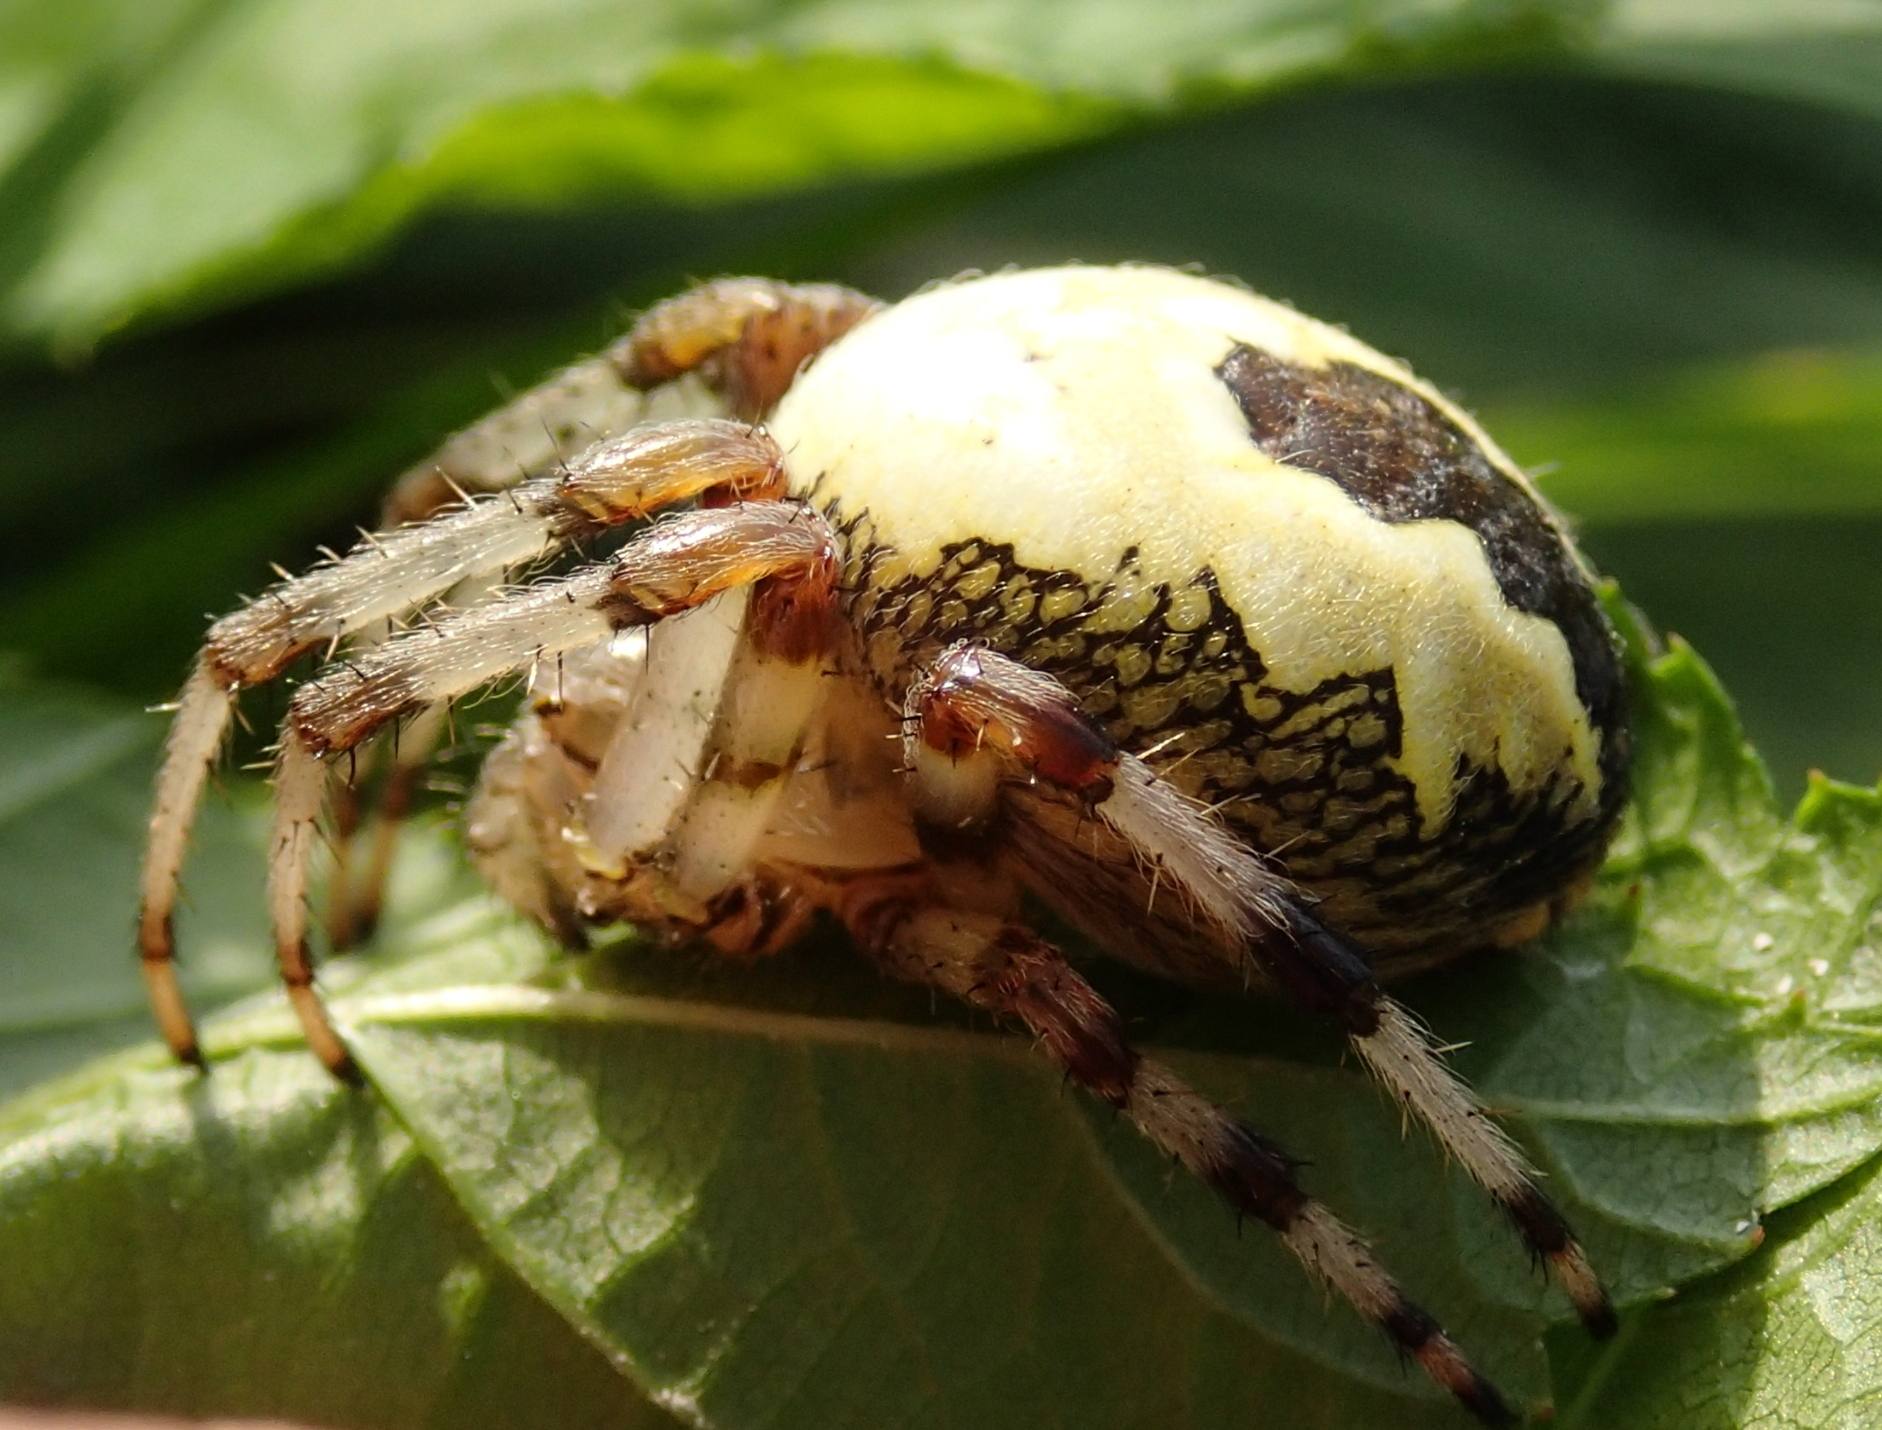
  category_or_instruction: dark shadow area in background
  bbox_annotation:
[1582,516,1882,798]
[0,71,1875,800]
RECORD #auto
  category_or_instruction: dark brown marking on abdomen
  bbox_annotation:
[1214,343,1628,807]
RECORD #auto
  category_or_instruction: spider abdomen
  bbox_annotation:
[770,265,1629,960]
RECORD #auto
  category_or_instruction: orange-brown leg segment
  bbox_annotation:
[612,278,881,421]
[265,499,839,1078]
[851,901,1516,1427]
[138,420,786,1070]
[903,640,1614,1337]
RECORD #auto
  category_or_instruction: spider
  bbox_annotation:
[138,264,1630,1425]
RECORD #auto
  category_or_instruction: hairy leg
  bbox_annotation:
[268,502,839,1076]
[849,900,1515,1426]
[495,520,840,948]
[326,565,501,952]
[587,539,836,902]
[901,639,1614,1335]
[323,702,450,949]
[473,662,822,962]
[139,419,784,1066]
[382,278,878,524]
[344,279,876,946]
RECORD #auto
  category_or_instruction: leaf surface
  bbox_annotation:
[0,1043,676,1429]
[1558,1152,1882,1428]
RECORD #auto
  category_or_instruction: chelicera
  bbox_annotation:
[139,265,1630,1424]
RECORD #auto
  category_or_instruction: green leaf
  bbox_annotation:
[0,1046,677,1429]
[0,671,261,1100]
[4,596,1881,1427]
[4,0,1882,350]
[1557,1151,1882,1428]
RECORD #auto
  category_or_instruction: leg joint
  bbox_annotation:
[614,280,880,418]
[1267,901,1383,1034]
[1201,1121,1310,1230]
[906,642,1120,796]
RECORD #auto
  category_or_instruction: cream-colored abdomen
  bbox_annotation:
[768,265,1612,850]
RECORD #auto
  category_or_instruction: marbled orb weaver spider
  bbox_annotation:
[139,265,1629,1424]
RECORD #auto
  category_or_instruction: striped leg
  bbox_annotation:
[853,903,1515,1427]
[480,523,839,956]
[469,624,826,962]
[139,419,784,1068]
[902,640,1614,1337]
[267,502,839,1077]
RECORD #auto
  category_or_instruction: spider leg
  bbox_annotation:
[847,900,1515,1427]
[139,420,786,1067]
[338,280,874,941]
[464,636,661,948]
[507,601,828,962]
[324,701,449,950]
[326,564,512,953]
[268,501,839,1077]
[578,535,837,908]
[482,508,842,954]
[380,280,875,524]
[615,278,881,422]
[902,640,1615,1337]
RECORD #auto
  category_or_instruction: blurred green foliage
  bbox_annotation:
[2,2,1880,1428]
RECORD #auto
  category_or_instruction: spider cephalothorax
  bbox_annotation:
[140,265,1630,1425]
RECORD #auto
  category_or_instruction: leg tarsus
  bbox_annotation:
[141,936,207,1072]
[272,730,354,1079]
[137,659,235,1068]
